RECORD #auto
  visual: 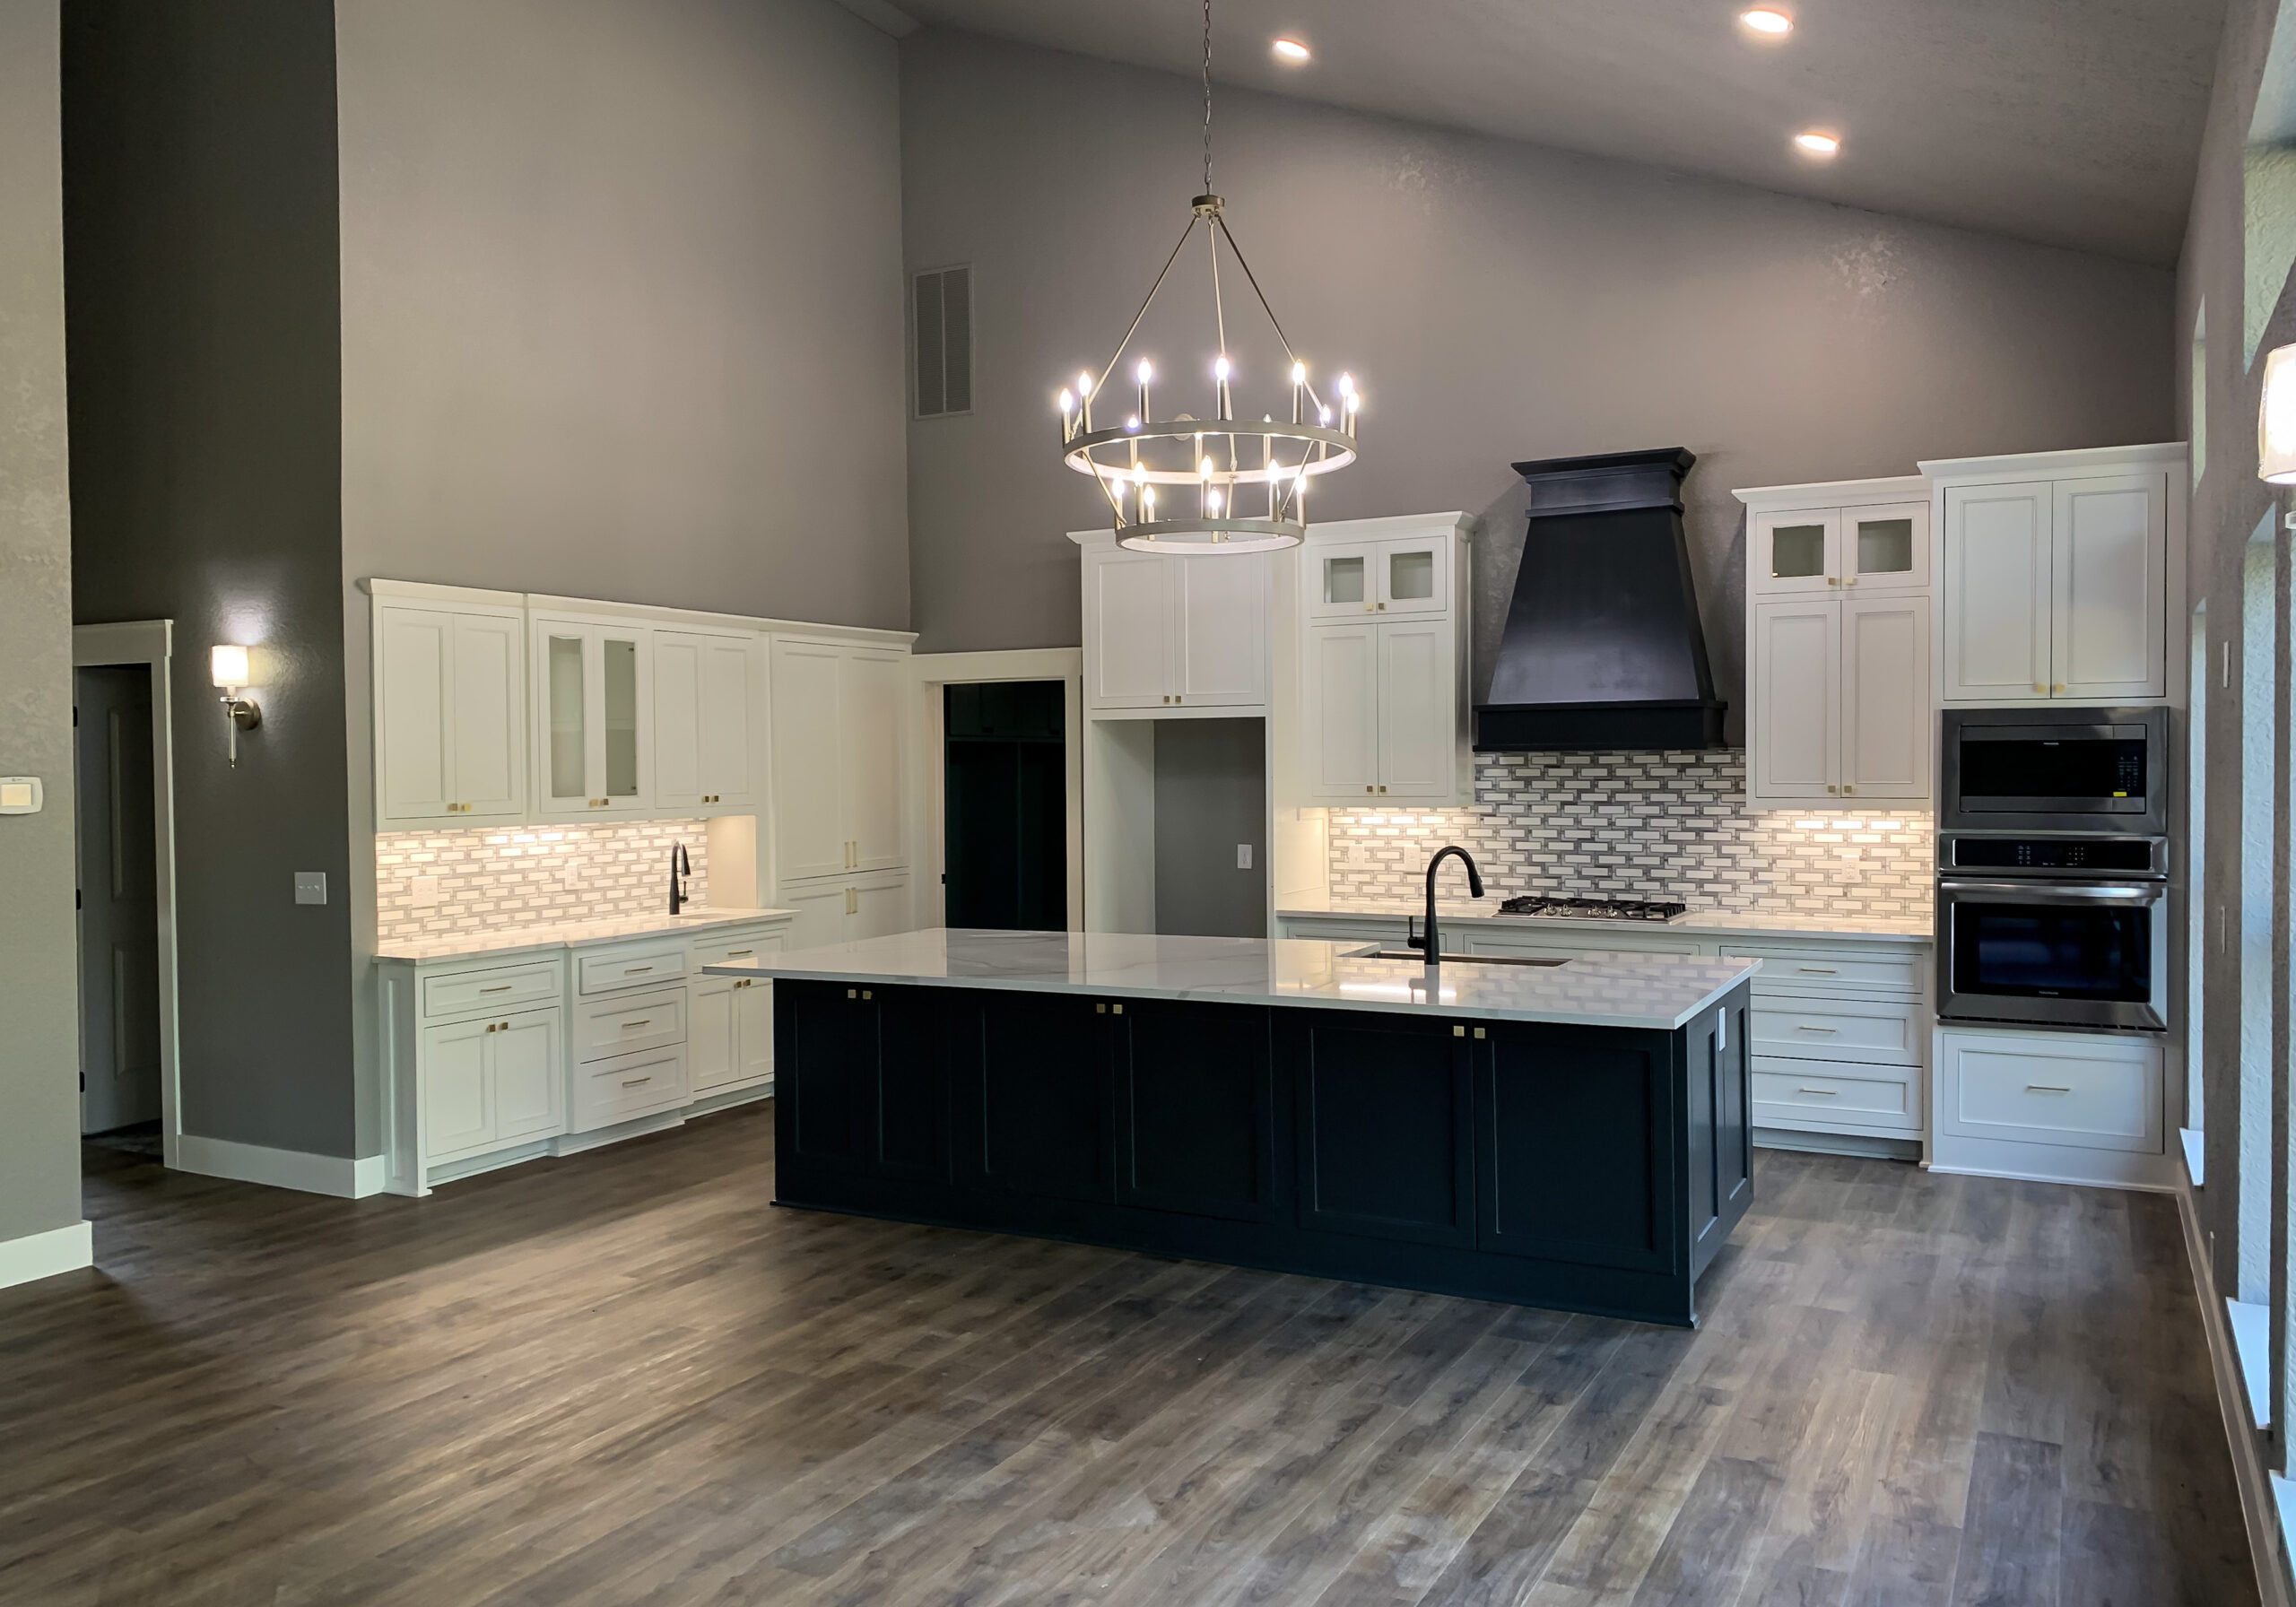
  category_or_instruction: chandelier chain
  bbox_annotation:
[1202,0,1213,193]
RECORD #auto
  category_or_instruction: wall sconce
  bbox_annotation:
[2259,343,2296,486]
[211,644,262,766]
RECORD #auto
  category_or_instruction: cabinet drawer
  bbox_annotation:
[691,925,787,971]
[573,986,687,1063]
[1722,942,1926,996]
[1750,997,1921,1066]
[1752,1066,1918,1131]
[422,960,562,1021]
[1945,1038,2161,1153]
[571,1044,689,1133]
[576,941,689,996]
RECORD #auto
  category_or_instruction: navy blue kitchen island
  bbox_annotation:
[705,929,1758,1328]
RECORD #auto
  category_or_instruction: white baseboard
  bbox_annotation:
[0,1220,93,1291]
[2178,1173,2293,1607]
[178,1134,387,1198]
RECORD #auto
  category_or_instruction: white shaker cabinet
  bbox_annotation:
[1292,514,1476,805]
[1076,539,1270,715]
[373,594,527,826]
[421,1006,564,1164]
[1926,445,2180,706]
[531,615,654,819]
[1737,479,1931,809]
[780,870,911,950]
[653,629,764,813]
[769,638,909,887]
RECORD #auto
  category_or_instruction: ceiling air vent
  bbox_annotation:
[912,265,972,419]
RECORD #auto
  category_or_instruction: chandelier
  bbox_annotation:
[1056,0,1361,554]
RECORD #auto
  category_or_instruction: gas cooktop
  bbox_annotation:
[1497,894,1690,923]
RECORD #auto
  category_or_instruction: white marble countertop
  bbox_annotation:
[377,907,796,964]
[701,927,1761,1030]
[1278,899,1932,945]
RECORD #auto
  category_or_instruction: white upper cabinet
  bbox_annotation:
[653,629,764,813]
[531,617,654,820]
[1930,447,2179,705]
[1940,482,2051,702]
[1736,477,1933,810]
[375,595,527,826]
[769,637,909,887]
[1291,514,1475,805]
[1078,541,1269,714]
[2052,473,2168,700]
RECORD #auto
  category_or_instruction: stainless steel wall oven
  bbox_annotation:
[1935,833,2167,1033]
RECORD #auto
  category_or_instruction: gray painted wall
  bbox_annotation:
[64,0,358,1158]
[900,30,2178,738]
[1153,719,1267,940]
[2177,0,2292,1311]
[0,0,85,1246]
[333,0,910,1151]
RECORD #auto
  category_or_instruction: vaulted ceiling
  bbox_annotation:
[883,0,2225,265]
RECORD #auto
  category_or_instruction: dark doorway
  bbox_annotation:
[75,663,161,1136]
[944,681,1066,931]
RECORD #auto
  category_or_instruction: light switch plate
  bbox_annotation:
[411,874,441,909]
[0,777,42,814]
[294,871,327,906]
[1236,843,1254,871]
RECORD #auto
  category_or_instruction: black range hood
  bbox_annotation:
[1475,447,1726,751]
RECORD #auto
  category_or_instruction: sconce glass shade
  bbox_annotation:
[211,644,250,689]
[2261,343,2296,483]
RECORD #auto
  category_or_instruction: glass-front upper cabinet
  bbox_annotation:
[533,618,652,817]
[1749,510,1840,596]
[1307,534,1450,618]
[1842,501,1929,592]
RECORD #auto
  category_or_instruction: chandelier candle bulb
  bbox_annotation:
[1057,388,1075,444]
[1135,359,1152,423]
[1076,373,1094,432]
[1214,354,1233,420]
[1290,361,1307,425]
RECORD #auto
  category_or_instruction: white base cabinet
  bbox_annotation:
[779,871,912,951]
[1931,1025,2172,1189]
[380,914,796,1194]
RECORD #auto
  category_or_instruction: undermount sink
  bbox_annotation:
[1355,950,1570,968]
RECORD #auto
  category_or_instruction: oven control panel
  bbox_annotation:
[1942,834,2166,876]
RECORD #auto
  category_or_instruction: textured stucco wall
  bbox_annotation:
[901,30,2178,738]
[0,0,84,1247]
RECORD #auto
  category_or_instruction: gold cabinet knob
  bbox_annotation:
[1826,784,1839,794]
[1828,576,1841,586]
[1378,785,1388,794]
[1365,785,1374,794]
[2052,683,2066,694]
[1843,784,1856,795]
[2033,684,2046,694]
[1844,576,1857,587]
[1377,601,1387,611]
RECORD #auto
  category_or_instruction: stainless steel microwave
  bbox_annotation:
[1939,707,2169,835]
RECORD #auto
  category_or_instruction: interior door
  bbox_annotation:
[1172,553,1267,706]
[2052,473,2167,700]
[1749,510,1840,597]
[1943,482,2051,701]
[1839,595,1931,800]
[377,606,454,821]
[1749,600,1840,800]
[1086,548,1174,708]
[1303,622,1378,798]
[491,1010,563,1143]
[74,665,161,1134]
[840,647,908,872]
[1375,616,1454,798]
[770,638,848,882]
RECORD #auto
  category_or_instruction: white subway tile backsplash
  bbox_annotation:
[1328,751,1931,921]
[375,820,712,942]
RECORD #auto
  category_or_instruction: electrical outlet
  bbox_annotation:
[294,871,327,906]
[561,856,583,889]
[411,875,441,909]
[1236,843,1254,871]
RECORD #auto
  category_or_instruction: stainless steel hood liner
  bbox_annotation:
[1474,447,1726,751]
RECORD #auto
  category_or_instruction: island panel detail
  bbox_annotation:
[770,978,1752,1327]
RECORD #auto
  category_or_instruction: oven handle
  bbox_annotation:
[1938,880,2160,901]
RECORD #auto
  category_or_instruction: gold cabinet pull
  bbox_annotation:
[622,1075,653,1088]
[481,985,512,994]
[621,1018,653,1029]
[2026,1083,2074,1094]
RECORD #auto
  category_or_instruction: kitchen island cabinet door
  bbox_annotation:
[776,981,872,1173]
[1112,1001,1281,1222]
[1290,1013,1474,1248]
[964,991,1113,1204]
[1474,1022,1676,1276]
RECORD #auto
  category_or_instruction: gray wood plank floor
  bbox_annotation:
[0,1106,2257,1606]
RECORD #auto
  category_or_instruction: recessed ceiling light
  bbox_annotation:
[1271,37,1310,64]
[1739,9,1794,36]
[1793,130,1841,158]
